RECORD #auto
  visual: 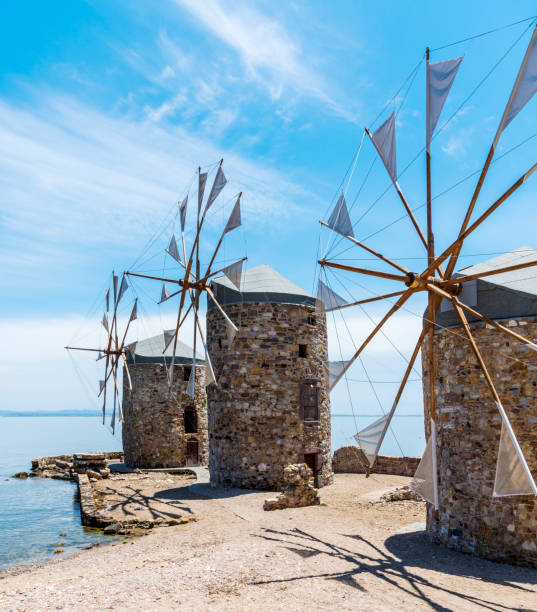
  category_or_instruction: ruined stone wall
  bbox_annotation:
[332,445,420,477]
[122,363,208,468]
[422,317,537,566]
[207,302,333,490]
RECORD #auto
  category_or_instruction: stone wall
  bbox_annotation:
[264,464,320,510]
[207,302,333,490]
[332,446,420,476]
[122,363,208,468]
[422,317,537,566]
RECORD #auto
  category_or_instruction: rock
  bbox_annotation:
[264,464,320,511]
[51,472,72,481]
[12,472,28,479]
[53,549,64,554]
[167,519,180,526]
[103,522,122,535]
[179,515,198,524]
[86,469,103,480]
[59,533,67,537]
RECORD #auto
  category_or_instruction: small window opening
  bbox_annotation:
[183,366,191,382]
[218,338,222,349]
[184,408,197,433]
[307,315,316,326]
[298,344,308,358]
[301,380,320,422]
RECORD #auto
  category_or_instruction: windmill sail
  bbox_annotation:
[205,165,227,214]
[226,319,237,346]
[205,350,216,386]
[327,194,354,238]
[96,351,105,361]
[353,414,390,467]
[166,235,182,264]
[105,289,110,312]
[101,313,109,332]
[198,171,208,212]
[316,279,348,311]
[186,363,196,398]
[504,27,537,129]
[370,112,397,182]
[117,276,128,303]
[179,196,188,233]
[493,401,537,496]
[99,380,105,394]
[410,420,439,508]
[329,360,350,388]
[427,56,463,148]
[222,260,243,291]
[159,283,172,304]
[129,300,137,322]
[224,195,242,234]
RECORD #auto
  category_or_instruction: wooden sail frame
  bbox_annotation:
[126,160,246,387]
[66,271,138,433]
[319,24,537,500]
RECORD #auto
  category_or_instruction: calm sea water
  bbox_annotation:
[0,417,122,571]
[0,414,424,571]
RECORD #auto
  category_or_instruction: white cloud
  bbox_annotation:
[174,0,359,122]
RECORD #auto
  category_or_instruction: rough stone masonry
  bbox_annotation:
[207,298,333,490]
[422,318,537,567]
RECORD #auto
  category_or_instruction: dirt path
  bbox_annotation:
[1,473,536,611]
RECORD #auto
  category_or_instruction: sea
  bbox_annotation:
[0,414,424,571]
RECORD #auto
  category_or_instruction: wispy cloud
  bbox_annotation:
[174,0,359,122]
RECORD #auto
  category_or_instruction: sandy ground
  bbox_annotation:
[1,473,537,611]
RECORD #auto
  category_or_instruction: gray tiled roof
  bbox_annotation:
[126,332,204,365]
[208,264,316,308]
[435,247,537,328]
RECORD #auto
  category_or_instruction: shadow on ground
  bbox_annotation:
[251,526,537,612]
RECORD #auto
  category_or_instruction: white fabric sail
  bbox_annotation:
[127,341,137,358]
[186,363,196,398]
[159,283,172,304]
[371,113,396,182]
[101,313,109,333]
[99,380,105,394]
[179,196,188,233]
[353,414,389,467]
[129,300,137,322]
[205,166,227,214]
[205,350,216,386]
[166,235,182,264]
[224,195,242,234]
[328,360,350,388]
[222,260,243,291]
[105,289,110,312]
[96,351,105,361]
[493,401,537,497]
[316,279,348,311]
[410,421,438,507]
[504,28,537,128]
[427,57,463,147]
[113,274,118,303]
[226,319,237,346]
[327,194,354,238]
[117,276,128,303]
[163,329,175,351]
[198,172,207,213]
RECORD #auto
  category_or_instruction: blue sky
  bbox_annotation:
[2,1,537,450]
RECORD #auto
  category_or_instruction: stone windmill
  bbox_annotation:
[318,22,537,562]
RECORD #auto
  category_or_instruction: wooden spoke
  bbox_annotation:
[329,288,416,391]
[442,258,537,285]
[319,221,410,275]
[126,272,182,285]
[323,290,407,313]
[319,259,409,283]
[420,160,537,282]
[205,285,238,332]
[65,346,105,353]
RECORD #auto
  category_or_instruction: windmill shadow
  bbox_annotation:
[250,526,537,611]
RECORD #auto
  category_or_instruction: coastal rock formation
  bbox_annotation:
[30,452,122,481]
[264,464,320,510]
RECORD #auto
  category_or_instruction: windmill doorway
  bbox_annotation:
[186,440,199,466]
[304,451,322,488]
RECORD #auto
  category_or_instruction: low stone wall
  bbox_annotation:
[264,464,320,511]
[332,446,420,477]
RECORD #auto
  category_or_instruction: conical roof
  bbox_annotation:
[208,264,316,309]
[125,332,204,365]
[435,246,537,328]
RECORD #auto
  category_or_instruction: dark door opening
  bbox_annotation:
[184,408,197,433]
[186,440,199,466]
[303,452,323,488]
